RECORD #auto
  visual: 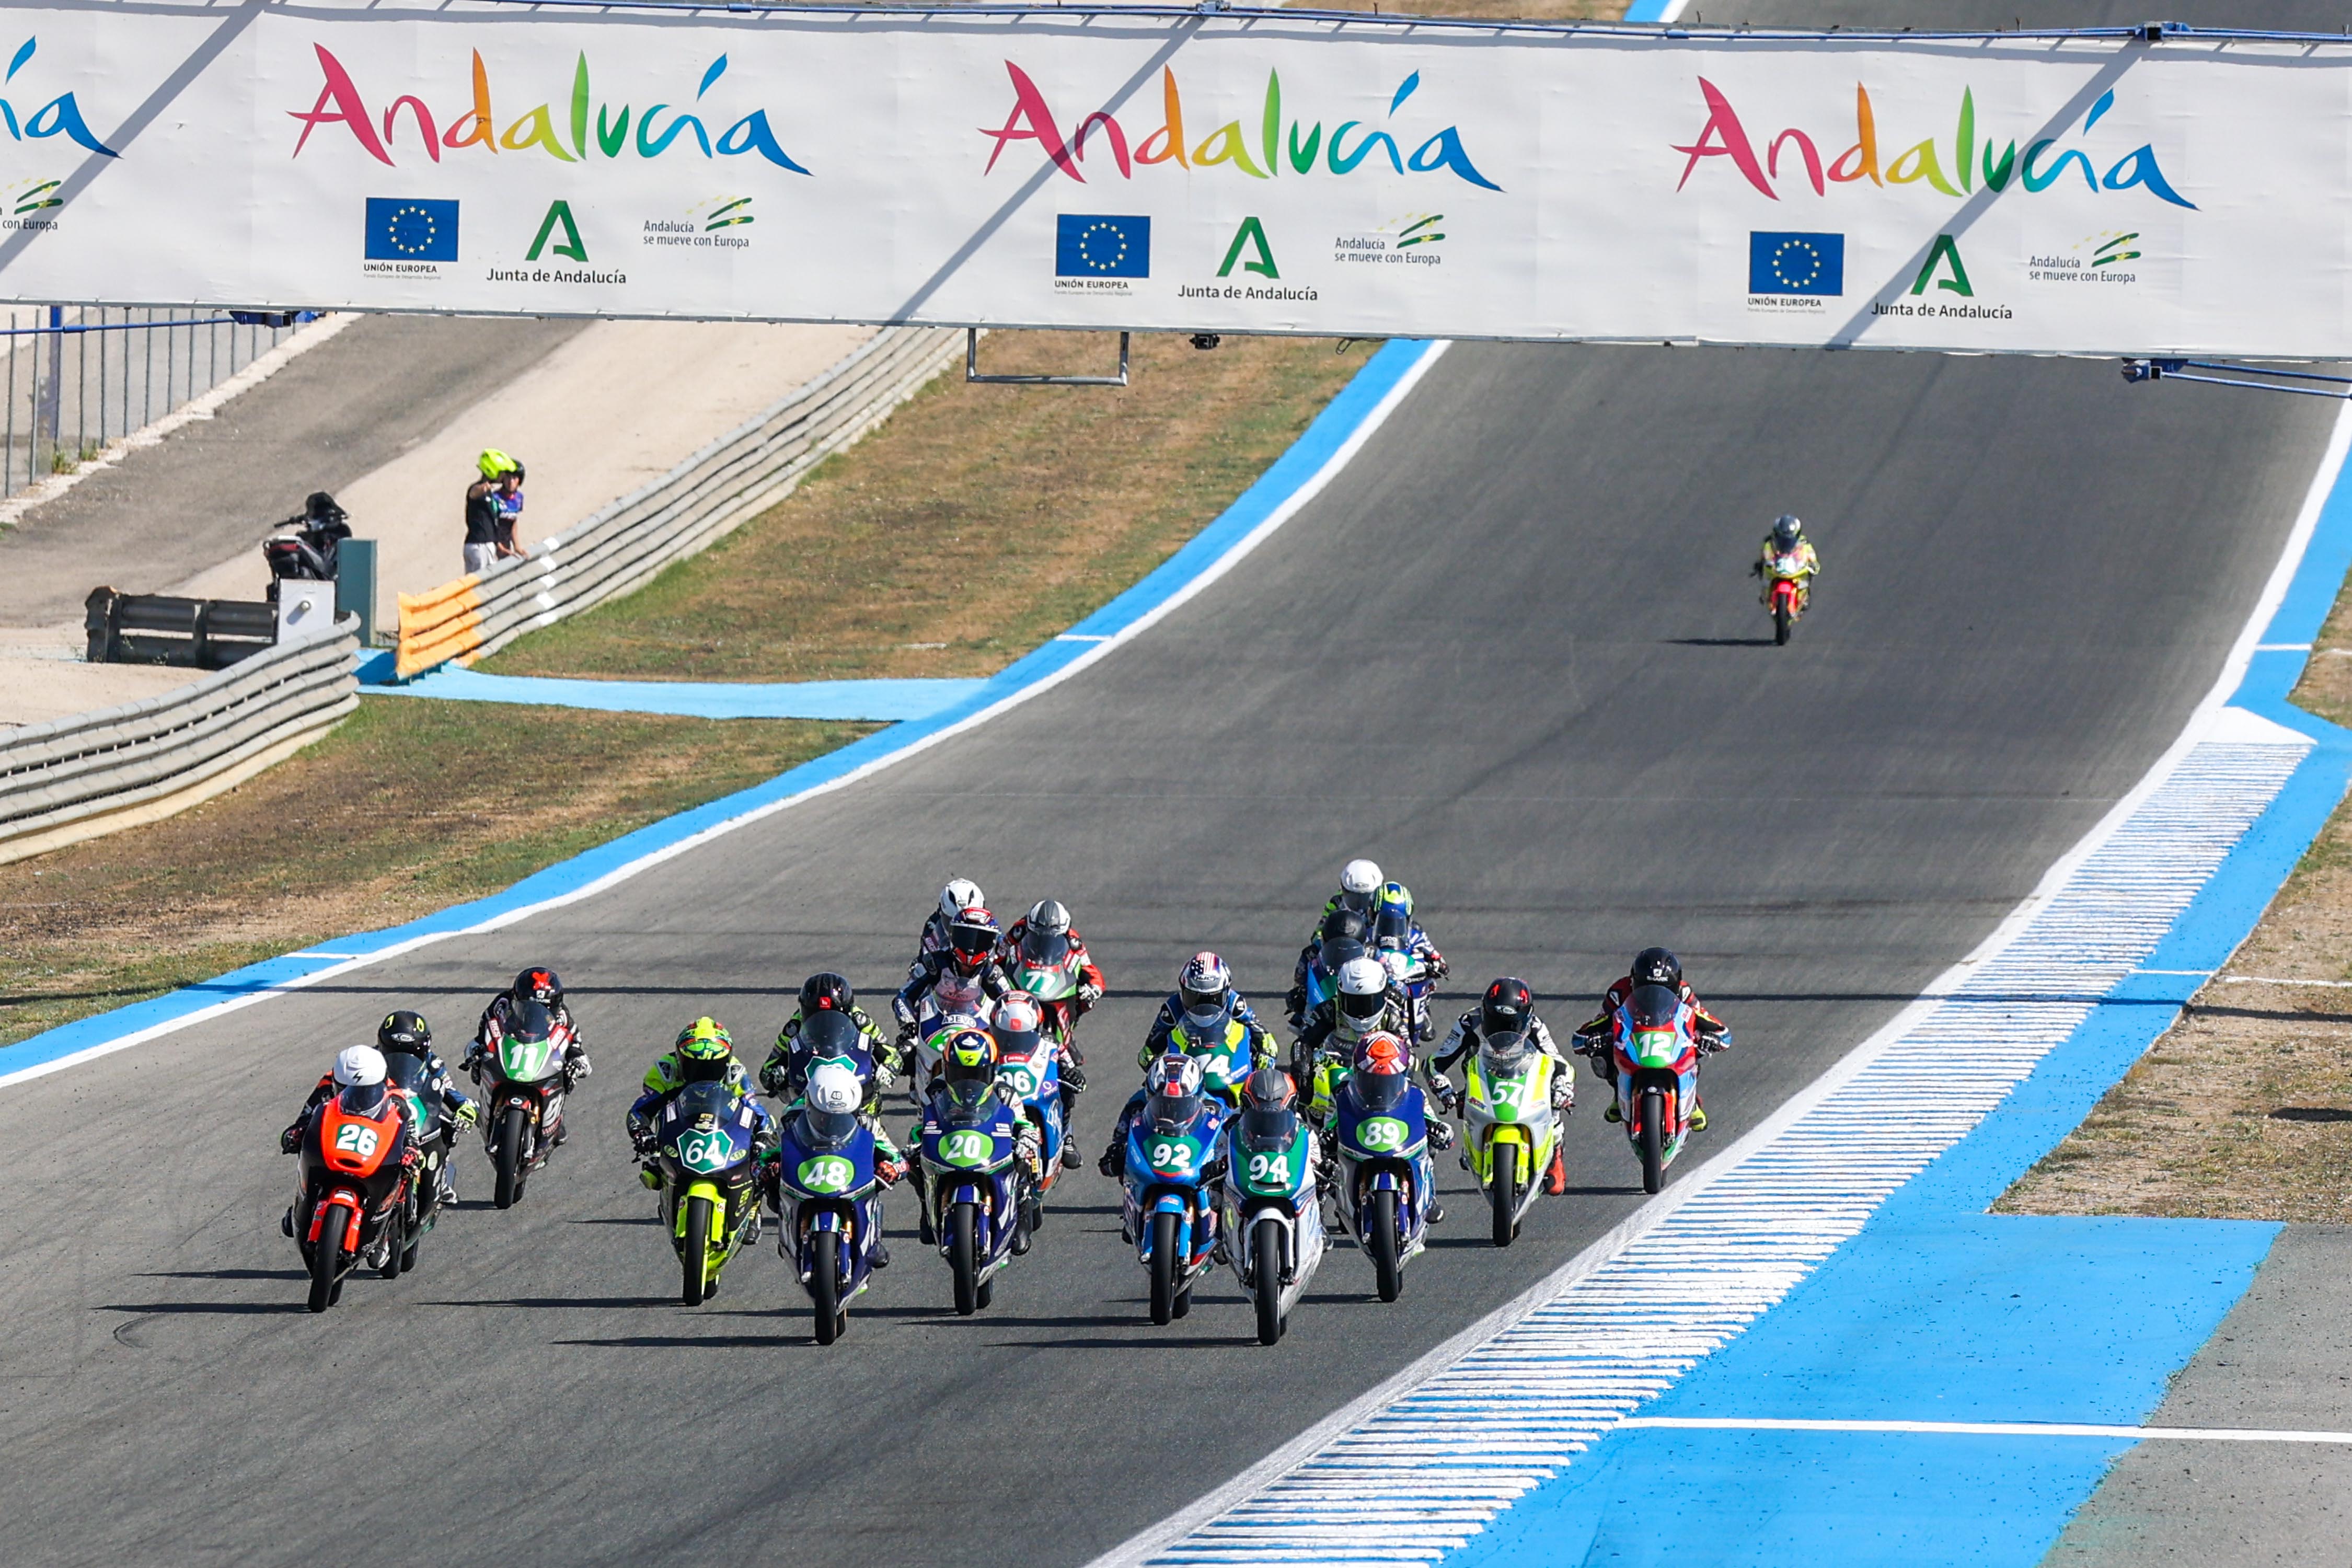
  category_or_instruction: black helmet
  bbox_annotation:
[1632,947,1682,990]
[513,967,562,1006]
[376,1009,432,1057]
[1480,978,1534,1040]
[1320,906,1371,948]
[799,971,854,1016]
[1772,514,1802,550]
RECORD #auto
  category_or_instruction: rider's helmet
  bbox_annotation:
[1350,1031,1413,1113]
[802,1062,864,1147]
[799,972,854,1016]
[376,1009,432,1058]
[1631,947,1682,991]
[1019,900,1074,967]
[937,878,984,920]
[477,448,519,481]
[1481,978,1535,1040]
[1336,956,1391,1029]
[674,1017,734,1084]
[990,993,1045,1057]
[946,906,1000,977]
[1236,1065,1299,1150]
[1144,1054,1206,1135]
[512,966,563,1007]
[1772,514,1803,551]
[938,1025,996,1087]
[1338,858,1383,918]
[333,1044,390,1115]
[1178,951,1232,1021]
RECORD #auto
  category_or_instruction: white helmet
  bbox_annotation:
[1336,955,1390,1026]
[806,1062,862,1115]
[333,1045,387,1087]
[1340,858,1382,915]
[939,877,984,919]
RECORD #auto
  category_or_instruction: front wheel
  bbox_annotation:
[1491,1139,1521,1248]
[1368,1189,1402,1303]
[811,1234,842,1344]
[1639,1089,1666,1195]
[682,1195,714,1306]
[1252,1216,1285,1346]
[494,1103,528,1210]
[950,1203,979,1317]
[306,1209,342,1314]
[1773,594,1792,646]
[1149,1211,1179,1326]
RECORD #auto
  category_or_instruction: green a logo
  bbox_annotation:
[1909,234,1973,298]
[1217,216,1278,280]
[526,200,587,263]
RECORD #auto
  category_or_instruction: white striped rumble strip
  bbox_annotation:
[1099,714,2314,1568]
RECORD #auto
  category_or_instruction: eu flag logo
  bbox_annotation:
[1748,232,1843,296]
[1056,214,1150,279]
[365,198,459,262]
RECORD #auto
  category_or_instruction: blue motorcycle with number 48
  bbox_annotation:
[771,1063,886,1345]
[1122,1054,1224,1327]
[915,1028,1026,1316]
[1329,1033,1439,1304]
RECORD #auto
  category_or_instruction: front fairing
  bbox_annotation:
[1171,1020,1251,1103]
[775,1119,879,1202]
[1010,953,1080,1001]
[1227,1119,1314,1204]
[1468,1048,1555,1129]
[1335,1082,1430,1163]
[660,1086,758,1181]
[492,1029,566,1086]
[921,1089,1019,1176]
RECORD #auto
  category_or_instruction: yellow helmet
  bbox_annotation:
[477,447,519,481]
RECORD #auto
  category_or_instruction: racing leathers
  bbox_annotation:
[1143,986,1268,1058]
[376,1048,478,1198]
[1425,1010,1573,1120]
[627,1051,778,1177]
[893,952,1018,1062]
[1570,977,1731,1124]
[1295,984,1415,1126]
[1098,1018,1275,1177]
[1755,534,1821,609]
[758,1006,905,1172]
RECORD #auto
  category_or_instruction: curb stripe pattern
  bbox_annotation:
[1142,731,2311,1567]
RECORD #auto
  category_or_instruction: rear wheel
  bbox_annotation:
[306,1208,340,1313]
[381,1201,407,1280]
[1491,1139,1521,1248]
[494,1104,527,1209]
[1369,1189,1402,1303]
[1252,1216,1285,1346]
[950,1203,979,1317]
[1149,1212,1178,1325]
[682,1195,714,1306]
[811,1235,841,1344]
[1639,1090,1666,1195]
[1773,595,1792,646]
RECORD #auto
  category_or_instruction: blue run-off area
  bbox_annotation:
[0,339,1437,1084]
[356,652,989,724]
[1440,466,2352,1563]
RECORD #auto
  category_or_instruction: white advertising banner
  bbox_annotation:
[0,3,2343,355]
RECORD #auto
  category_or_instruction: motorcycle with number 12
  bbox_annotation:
[1609,984,1721,1194]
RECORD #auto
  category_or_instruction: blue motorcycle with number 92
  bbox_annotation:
[1123,1094,1223,1327]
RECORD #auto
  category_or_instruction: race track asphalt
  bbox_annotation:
[0,337,2331,1567]
[4,4,2348,1561]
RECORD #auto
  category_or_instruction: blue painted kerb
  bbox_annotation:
[0,339,1436,1081]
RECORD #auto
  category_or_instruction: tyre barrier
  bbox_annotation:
[394,325,962,680]
[0,621,359,865]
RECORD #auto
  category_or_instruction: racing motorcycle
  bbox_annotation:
[991,1003,1070,1236]
[1221,1078,1325,1345]
[470,999,574,1209]
[771,1100,885,1344]
[293,1081,414,1312]
[1005,921,1089,1050]
[1461,1030,1562,1247]
[1166,1010,1258,1109]
[1609,983,1714,1194]
[1290,912,1371,1031]
[1763,548,1810,645]
[905,976,995,1105]
[653,1079,763,1306]
[1121,1077,1223,1328]
[1330,1059,1437,1303]
[916,1078,1025,1315]
[385,1054,459,1272]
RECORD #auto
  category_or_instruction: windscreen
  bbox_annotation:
[1238,1102,1298,1154]
[1480,1030,1534,1073]
[384,1054,432,1093]
[940,1079,999,1128]
[1353,1068,1408,1114]
[1020,925,1070,967]
[508,998,554,1043]
[798,1010,862,1062]
[673,1080,739,1124]
[800,1104,860,1150]
[1629,984,1683,1031]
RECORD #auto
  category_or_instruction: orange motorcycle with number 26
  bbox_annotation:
[294,1085,414,1312]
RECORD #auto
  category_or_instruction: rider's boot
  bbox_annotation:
[1604,1099,1622,1124]
[1690,1100,1708,1132]
[1545,1146,1567,1196]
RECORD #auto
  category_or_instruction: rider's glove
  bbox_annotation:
[1078,982,1104,1007]
[279,1125,302,1155]
[1428,1119,1456,1151]
[1425,952,1449,981]
[630,1129,656,1158]
[1060,1061,1088,1095]
[892,997,916,1029]
[1426,1070,1454,1102]
[454,1100,481,1127]
[1749,558,1765,577]
[562,1054,592,1087]
[873,1061,898,1092]
[877,1157,906,1187]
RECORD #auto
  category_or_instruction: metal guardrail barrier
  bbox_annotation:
[84,588,280,670]
[0,621,359,866]
[396,326,962,679]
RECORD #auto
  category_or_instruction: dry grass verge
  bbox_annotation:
[485,331,1366,682]
[1998,588,2352,1221]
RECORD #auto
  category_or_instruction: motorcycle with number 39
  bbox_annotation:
[1329,1034,1438,1303]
